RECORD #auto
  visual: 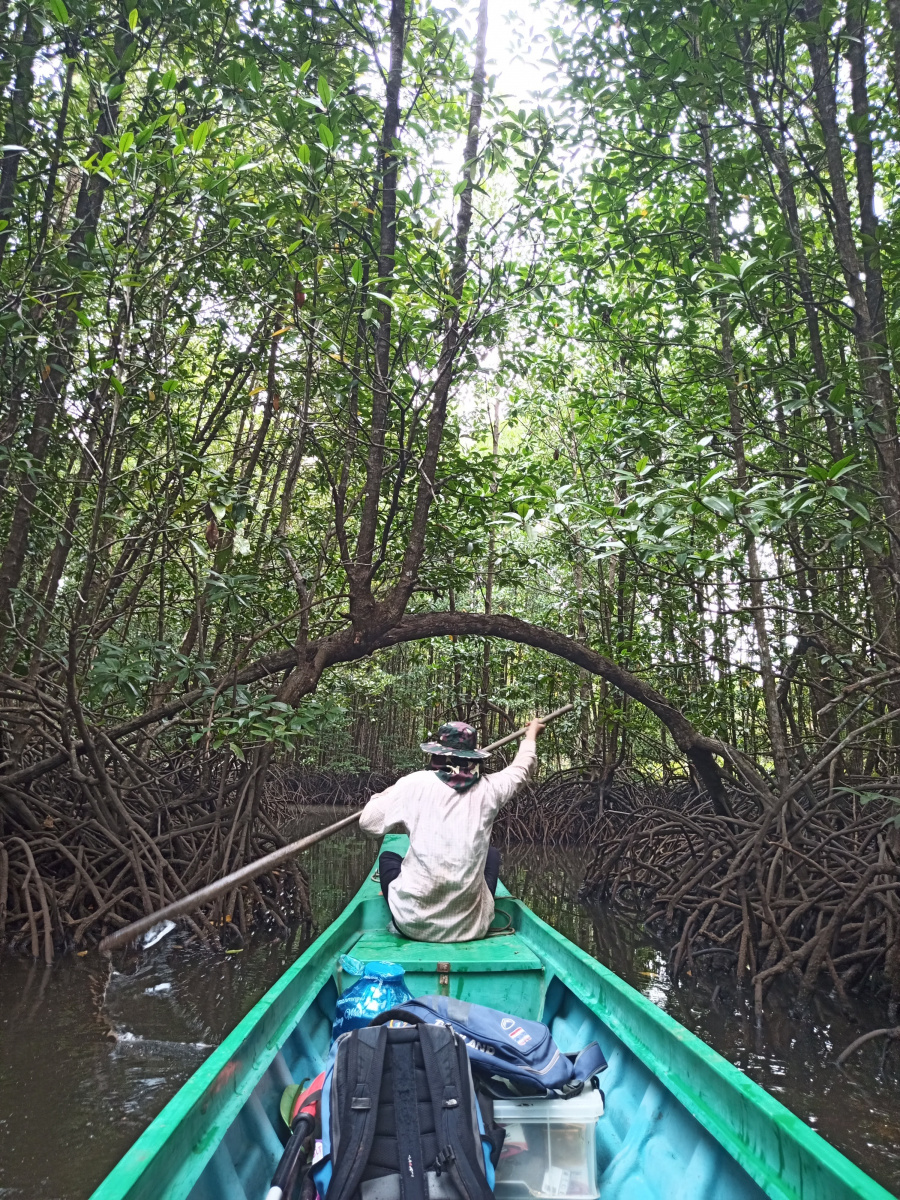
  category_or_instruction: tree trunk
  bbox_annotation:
[736,28,844,461]
[801,1,900,604]
[0,5,38,272]
[698,110,792,794]
[480,396,500,743]
[0,15,136,645]
[350,0,408,608]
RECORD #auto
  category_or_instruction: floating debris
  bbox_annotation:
[141,920,176,949]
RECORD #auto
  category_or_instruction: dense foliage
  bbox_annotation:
[3,0,900,967]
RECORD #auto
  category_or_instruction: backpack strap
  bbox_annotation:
[390,1030,428,1200]
[556,1042,607,1098]
[418,1025,494,1200]
[326,1027,388,1200]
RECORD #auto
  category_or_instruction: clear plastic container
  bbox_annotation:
[493,1090,605,1200]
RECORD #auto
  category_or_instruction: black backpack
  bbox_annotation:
[312,1022,503,1200]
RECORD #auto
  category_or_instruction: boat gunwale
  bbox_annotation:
[89,880,370,1200]
[510,896,894,1200]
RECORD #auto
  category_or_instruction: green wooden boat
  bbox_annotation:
[91,836,893,1200]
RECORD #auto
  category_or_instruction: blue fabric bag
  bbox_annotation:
[331,956,413,1041]
[372,994,607,1099]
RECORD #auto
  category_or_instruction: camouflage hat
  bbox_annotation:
[420,721,490,760]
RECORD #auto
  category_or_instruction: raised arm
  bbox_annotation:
[484,719,545,810]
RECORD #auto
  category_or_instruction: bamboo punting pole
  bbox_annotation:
[99,703,574,952]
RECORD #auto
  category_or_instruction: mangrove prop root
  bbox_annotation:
[491,764,900,1020]
[0,684,314,954]
[836,1026,900,1066]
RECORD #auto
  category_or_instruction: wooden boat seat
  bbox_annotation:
[347,912,545,1016]
[348,927,541,970]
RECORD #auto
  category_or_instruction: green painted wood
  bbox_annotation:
[90,874,370,1200]
[347,924,545,1015]
[347,928,541,972]
[90,834,895,1200]
[509,896,893,1200]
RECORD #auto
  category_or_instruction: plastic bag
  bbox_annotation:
[332,955,413,1040]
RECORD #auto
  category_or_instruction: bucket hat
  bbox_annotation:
[420,720,490,760]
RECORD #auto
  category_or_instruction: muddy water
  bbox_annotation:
[1,820,899,1198]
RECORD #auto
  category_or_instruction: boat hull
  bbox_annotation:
[90,836,893,1200]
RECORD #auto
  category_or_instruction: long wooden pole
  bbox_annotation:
[99,703,574,952]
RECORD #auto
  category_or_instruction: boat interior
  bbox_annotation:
[183,840,764,1200]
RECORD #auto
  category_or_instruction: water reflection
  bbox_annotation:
[2,827,899,1197]
[0,814,376,1200]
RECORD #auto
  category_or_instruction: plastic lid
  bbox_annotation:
[493,1089,605,1121]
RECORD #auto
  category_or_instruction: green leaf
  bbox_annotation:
[247,60,263,91]
[46,0,69,22]
[118,130,134,155]
[128,7,138,30]
[700,495,734,519]
[318,123,334,148]
[350,259,363,285]
[844,495,870,522]
[191,122,210,153]
[317,75,332,106]
[700,465,727,487]
[826,453,856,479]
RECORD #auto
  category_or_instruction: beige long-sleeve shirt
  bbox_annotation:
[359,739,537,943]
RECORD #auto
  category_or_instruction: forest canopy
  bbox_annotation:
[3,0,900,974]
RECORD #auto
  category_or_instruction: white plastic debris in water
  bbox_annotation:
[145,982,172,994]
[141,920,176,949]
[113,1030,212,1053]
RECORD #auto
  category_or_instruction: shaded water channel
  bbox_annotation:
[1,813,899,1198]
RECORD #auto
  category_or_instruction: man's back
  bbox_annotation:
[359,738,536,942]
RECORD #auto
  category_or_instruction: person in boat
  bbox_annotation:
[358,718,544,942]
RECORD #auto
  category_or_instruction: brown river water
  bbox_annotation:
[1,814,899,1198]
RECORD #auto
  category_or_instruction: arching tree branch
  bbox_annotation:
[366,611,734,815]
[2,610,738,816]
